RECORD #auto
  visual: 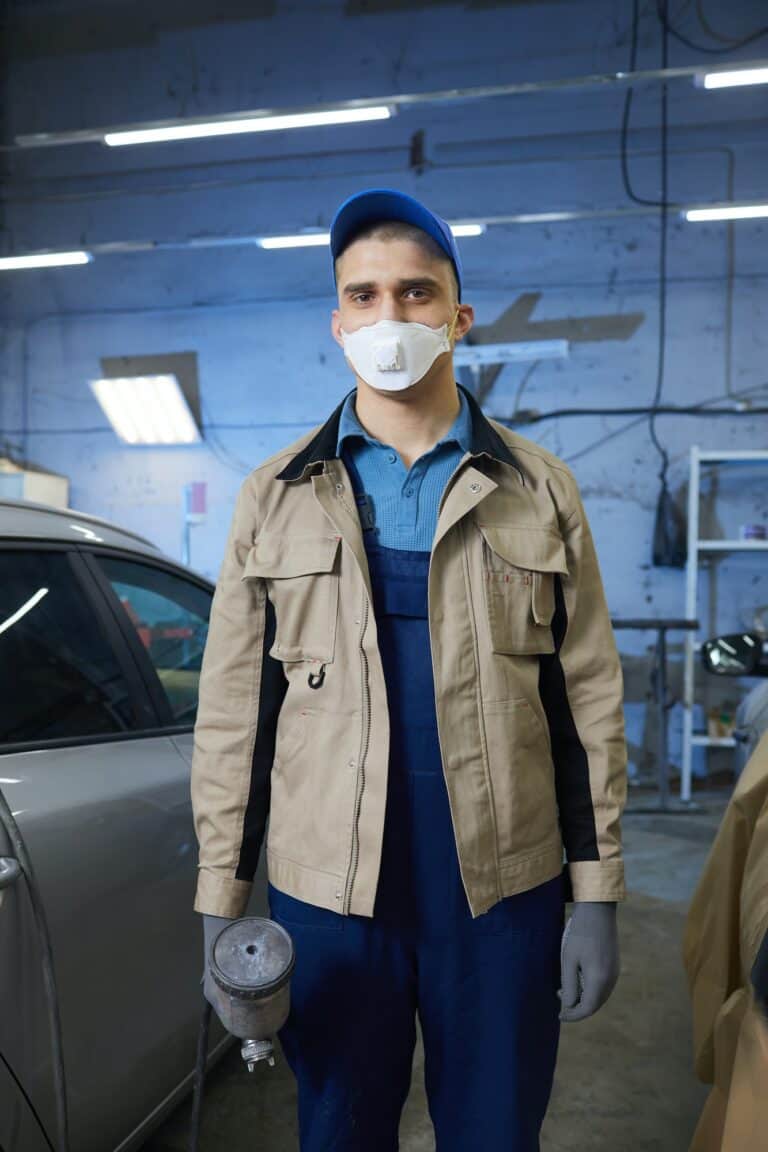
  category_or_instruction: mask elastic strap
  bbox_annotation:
[447,308,461,344]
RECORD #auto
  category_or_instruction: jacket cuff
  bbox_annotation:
[567,858,626,903]
[194,868,252,918]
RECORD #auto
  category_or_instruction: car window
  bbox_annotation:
[96,557,212,726]
[0,551,140,744]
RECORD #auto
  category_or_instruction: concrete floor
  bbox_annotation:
[145,789,727,1151]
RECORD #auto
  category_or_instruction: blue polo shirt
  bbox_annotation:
[336,386,473,551]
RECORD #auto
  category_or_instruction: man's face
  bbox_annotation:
[331,235,473,351]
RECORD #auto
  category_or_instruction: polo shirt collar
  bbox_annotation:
[335,383,474,459]
[275,382,523,484]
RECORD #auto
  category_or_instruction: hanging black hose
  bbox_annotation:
[621,2,678,564]
[0,786,69,1152]
[188,998,213,1152]
[650,0,671,494]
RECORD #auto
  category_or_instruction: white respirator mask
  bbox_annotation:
[340,311,460,392]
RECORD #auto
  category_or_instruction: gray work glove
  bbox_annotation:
[559,901,620,1022]
[202,913,234,1008]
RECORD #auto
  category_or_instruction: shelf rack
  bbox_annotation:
[681,447,768,801]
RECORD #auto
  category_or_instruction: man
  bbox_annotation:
[192,188,628,1151]
[683,728,768,1152]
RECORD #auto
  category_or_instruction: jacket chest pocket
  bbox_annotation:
[477,523,568,655]
[242,533,342,664]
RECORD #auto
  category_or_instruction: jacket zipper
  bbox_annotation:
[343,589,370,914]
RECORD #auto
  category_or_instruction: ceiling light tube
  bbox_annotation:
[104,106,393,147]
[684,204,768,222]
[90,375,201,445]
[696,67,768,89]
[257,233,331,250]
[256,224,486,250]
[0,250,92,271]
[449,223,486,237]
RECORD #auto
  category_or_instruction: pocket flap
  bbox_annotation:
[478,524,568,575]
[243,534,341,580]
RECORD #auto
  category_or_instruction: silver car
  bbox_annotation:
[0,499,263,1152]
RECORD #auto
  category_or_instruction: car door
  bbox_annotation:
[0,544,213,1152]
[84,550,270,915]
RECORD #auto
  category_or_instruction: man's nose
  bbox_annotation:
[377,293,405,322]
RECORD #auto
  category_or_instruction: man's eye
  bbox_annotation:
[354,293,373,303]
[406,288,428,299]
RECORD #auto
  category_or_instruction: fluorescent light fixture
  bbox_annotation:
[0,251,92,271]
[256,222,487,250]
[684,204,768,222]
[90,374,201,445]
[449,224,486,237]
[257,233,331,250]
[454,340,569,366]
[697,67,768,89]
[0,588,49,637]
[104,106,393,147]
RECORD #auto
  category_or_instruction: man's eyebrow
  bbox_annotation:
[342,281,376,296]
[342,276,442,296]
[397,276,441,289]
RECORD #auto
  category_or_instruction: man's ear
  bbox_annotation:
[331,309,345,349]
[453,304,474,343]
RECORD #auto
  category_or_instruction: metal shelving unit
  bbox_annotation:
[681,447,768,801]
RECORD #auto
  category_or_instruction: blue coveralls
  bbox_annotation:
[268,456,565,1151]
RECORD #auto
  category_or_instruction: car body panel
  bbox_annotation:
[0,737,204,1151]
[0,501,267,1151]
[0,500,161,558]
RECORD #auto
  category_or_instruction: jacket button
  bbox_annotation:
[470,482,482,493]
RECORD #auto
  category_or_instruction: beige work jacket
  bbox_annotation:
[192,384,627,920]
[683,729,768,1152]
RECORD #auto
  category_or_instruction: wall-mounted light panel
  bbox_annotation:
[90,375,201,445]
[93,352,203,445]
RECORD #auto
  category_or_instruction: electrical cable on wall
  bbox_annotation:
[505,402,768,423]
[620,2,765,561]
[659,0,768,54]
[694,0,765,46]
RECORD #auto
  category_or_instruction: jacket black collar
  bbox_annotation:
[275,383,523,484]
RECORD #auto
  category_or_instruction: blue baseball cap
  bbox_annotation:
[330,188,463,300]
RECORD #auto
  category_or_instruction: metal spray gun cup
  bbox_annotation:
[209,917,295,1071]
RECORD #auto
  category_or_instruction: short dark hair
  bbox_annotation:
[334,219,460,301]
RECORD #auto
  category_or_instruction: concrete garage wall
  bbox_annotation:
[1,0,767,781]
